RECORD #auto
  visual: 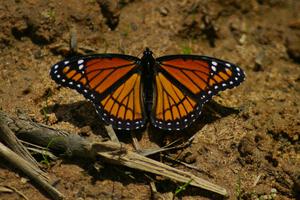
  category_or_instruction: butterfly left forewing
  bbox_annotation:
[50,54,146,130]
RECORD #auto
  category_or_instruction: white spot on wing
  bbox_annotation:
[212,61,217,66]
[78,59,84,64]
[54,65,59,69]
[64,61,69,65]
[79,64,84,70]
[211,66,217,72]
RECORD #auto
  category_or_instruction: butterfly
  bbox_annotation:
[50,48,245,131]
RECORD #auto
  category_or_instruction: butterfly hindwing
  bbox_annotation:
[95,72,146,130]
[50,54,146,130]
[151,72,202,130]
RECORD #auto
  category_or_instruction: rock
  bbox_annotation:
[286,33,300,63]
[288,19,300,29]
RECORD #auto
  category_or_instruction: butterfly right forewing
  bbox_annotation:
[151,55,245,130]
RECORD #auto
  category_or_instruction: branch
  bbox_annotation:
[0,142,64,200]
[0,111,228,196]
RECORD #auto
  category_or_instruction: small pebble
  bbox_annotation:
[270,188,277,193]
[20,177,28,184]
[159,7,169,16]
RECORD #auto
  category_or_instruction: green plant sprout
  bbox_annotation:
[174,179,193,197]
[40,136,64,167]
[181,46,192,55]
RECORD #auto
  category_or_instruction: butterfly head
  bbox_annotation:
[144,47,153,56]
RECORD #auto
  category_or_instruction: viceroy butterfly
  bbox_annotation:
[50,48,245,131]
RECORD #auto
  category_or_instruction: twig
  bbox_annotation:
[0,142,64,200]
[0,185,29,200]
[140,135,195,156]
[253,173,262,187]
[163,154,200,171]
[0,185,13,193]
[20,140,58,160]
[130,131,141,151]
[0,117,40,168]
[26,147,58,161]
[105,125,119,143]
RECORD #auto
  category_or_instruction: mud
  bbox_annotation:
[0,0,299,199]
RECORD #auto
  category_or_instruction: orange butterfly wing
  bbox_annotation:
[50,55,146,130]
[152,72,201,130]
[151,55,245,130]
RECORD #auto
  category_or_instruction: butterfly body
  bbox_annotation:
[50,48,245,131]
[140,48,156,118]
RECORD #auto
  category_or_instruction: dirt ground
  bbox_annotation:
[0,0,299,199]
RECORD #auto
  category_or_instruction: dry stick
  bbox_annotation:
[20,140,58,161]
[0,117,48,181]
[104,125,119,143]
[0,111,228,196]
[0,185,13,193]
[0,118,40,169]
[92,141,227,196]
[0,185,29,200]
[140,136,195,157]
[130,131,141,151]
[0,112,63,200]
[0,142,64,200]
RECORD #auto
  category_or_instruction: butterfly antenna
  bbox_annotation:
[136,48,145,58]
